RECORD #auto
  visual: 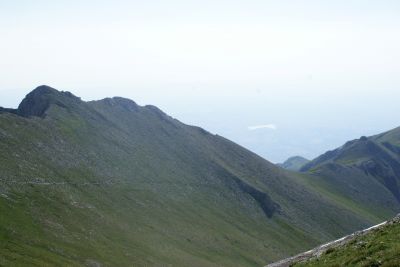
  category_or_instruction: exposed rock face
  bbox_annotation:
[17,85,60,117]
[7,85,81,117]
[215,164,280,218]
[233,176,280,218]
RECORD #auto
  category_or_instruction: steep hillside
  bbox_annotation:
[278,156,310,171]
[373,126,400,147]
[299,129,400,220]
[293,215,400,267]
[0,86,396,266]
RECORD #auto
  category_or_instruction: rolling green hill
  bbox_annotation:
[0,86,398,266]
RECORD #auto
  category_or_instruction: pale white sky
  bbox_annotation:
[1,1,400,162]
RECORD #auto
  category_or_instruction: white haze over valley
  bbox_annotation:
[1,1,400,162]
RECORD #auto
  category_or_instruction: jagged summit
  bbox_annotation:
[18,85,82,117]
[28,85,58,94]
[1,86,171,119]
[18,85,59,117]
[0,85,81,117]
[1,85,163,119]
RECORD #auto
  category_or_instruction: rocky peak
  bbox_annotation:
[17,85,80,117]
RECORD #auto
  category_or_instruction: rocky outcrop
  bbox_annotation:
[265,214,400,267]
[0,85,81,118]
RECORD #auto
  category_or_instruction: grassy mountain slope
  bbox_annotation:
[298,129,400,222]
[0,86,397,266]
[278,156,310,171]
[294,215,400,267]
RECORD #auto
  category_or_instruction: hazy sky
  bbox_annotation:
[1,1,400,162]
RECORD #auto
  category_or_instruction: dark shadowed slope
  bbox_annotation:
[0,86,397,266]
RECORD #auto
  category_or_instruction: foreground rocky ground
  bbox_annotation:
[267,214,400,267]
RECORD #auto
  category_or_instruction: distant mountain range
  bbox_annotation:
[0,86,399,266]
[278,156,310,171]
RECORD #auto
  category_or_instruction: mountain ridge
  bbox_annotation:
[0,86,398,266]
[301,128,400,205]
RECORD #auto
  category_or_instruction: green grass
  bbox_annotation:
[295,221,400,267]
[295,171,393,223]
